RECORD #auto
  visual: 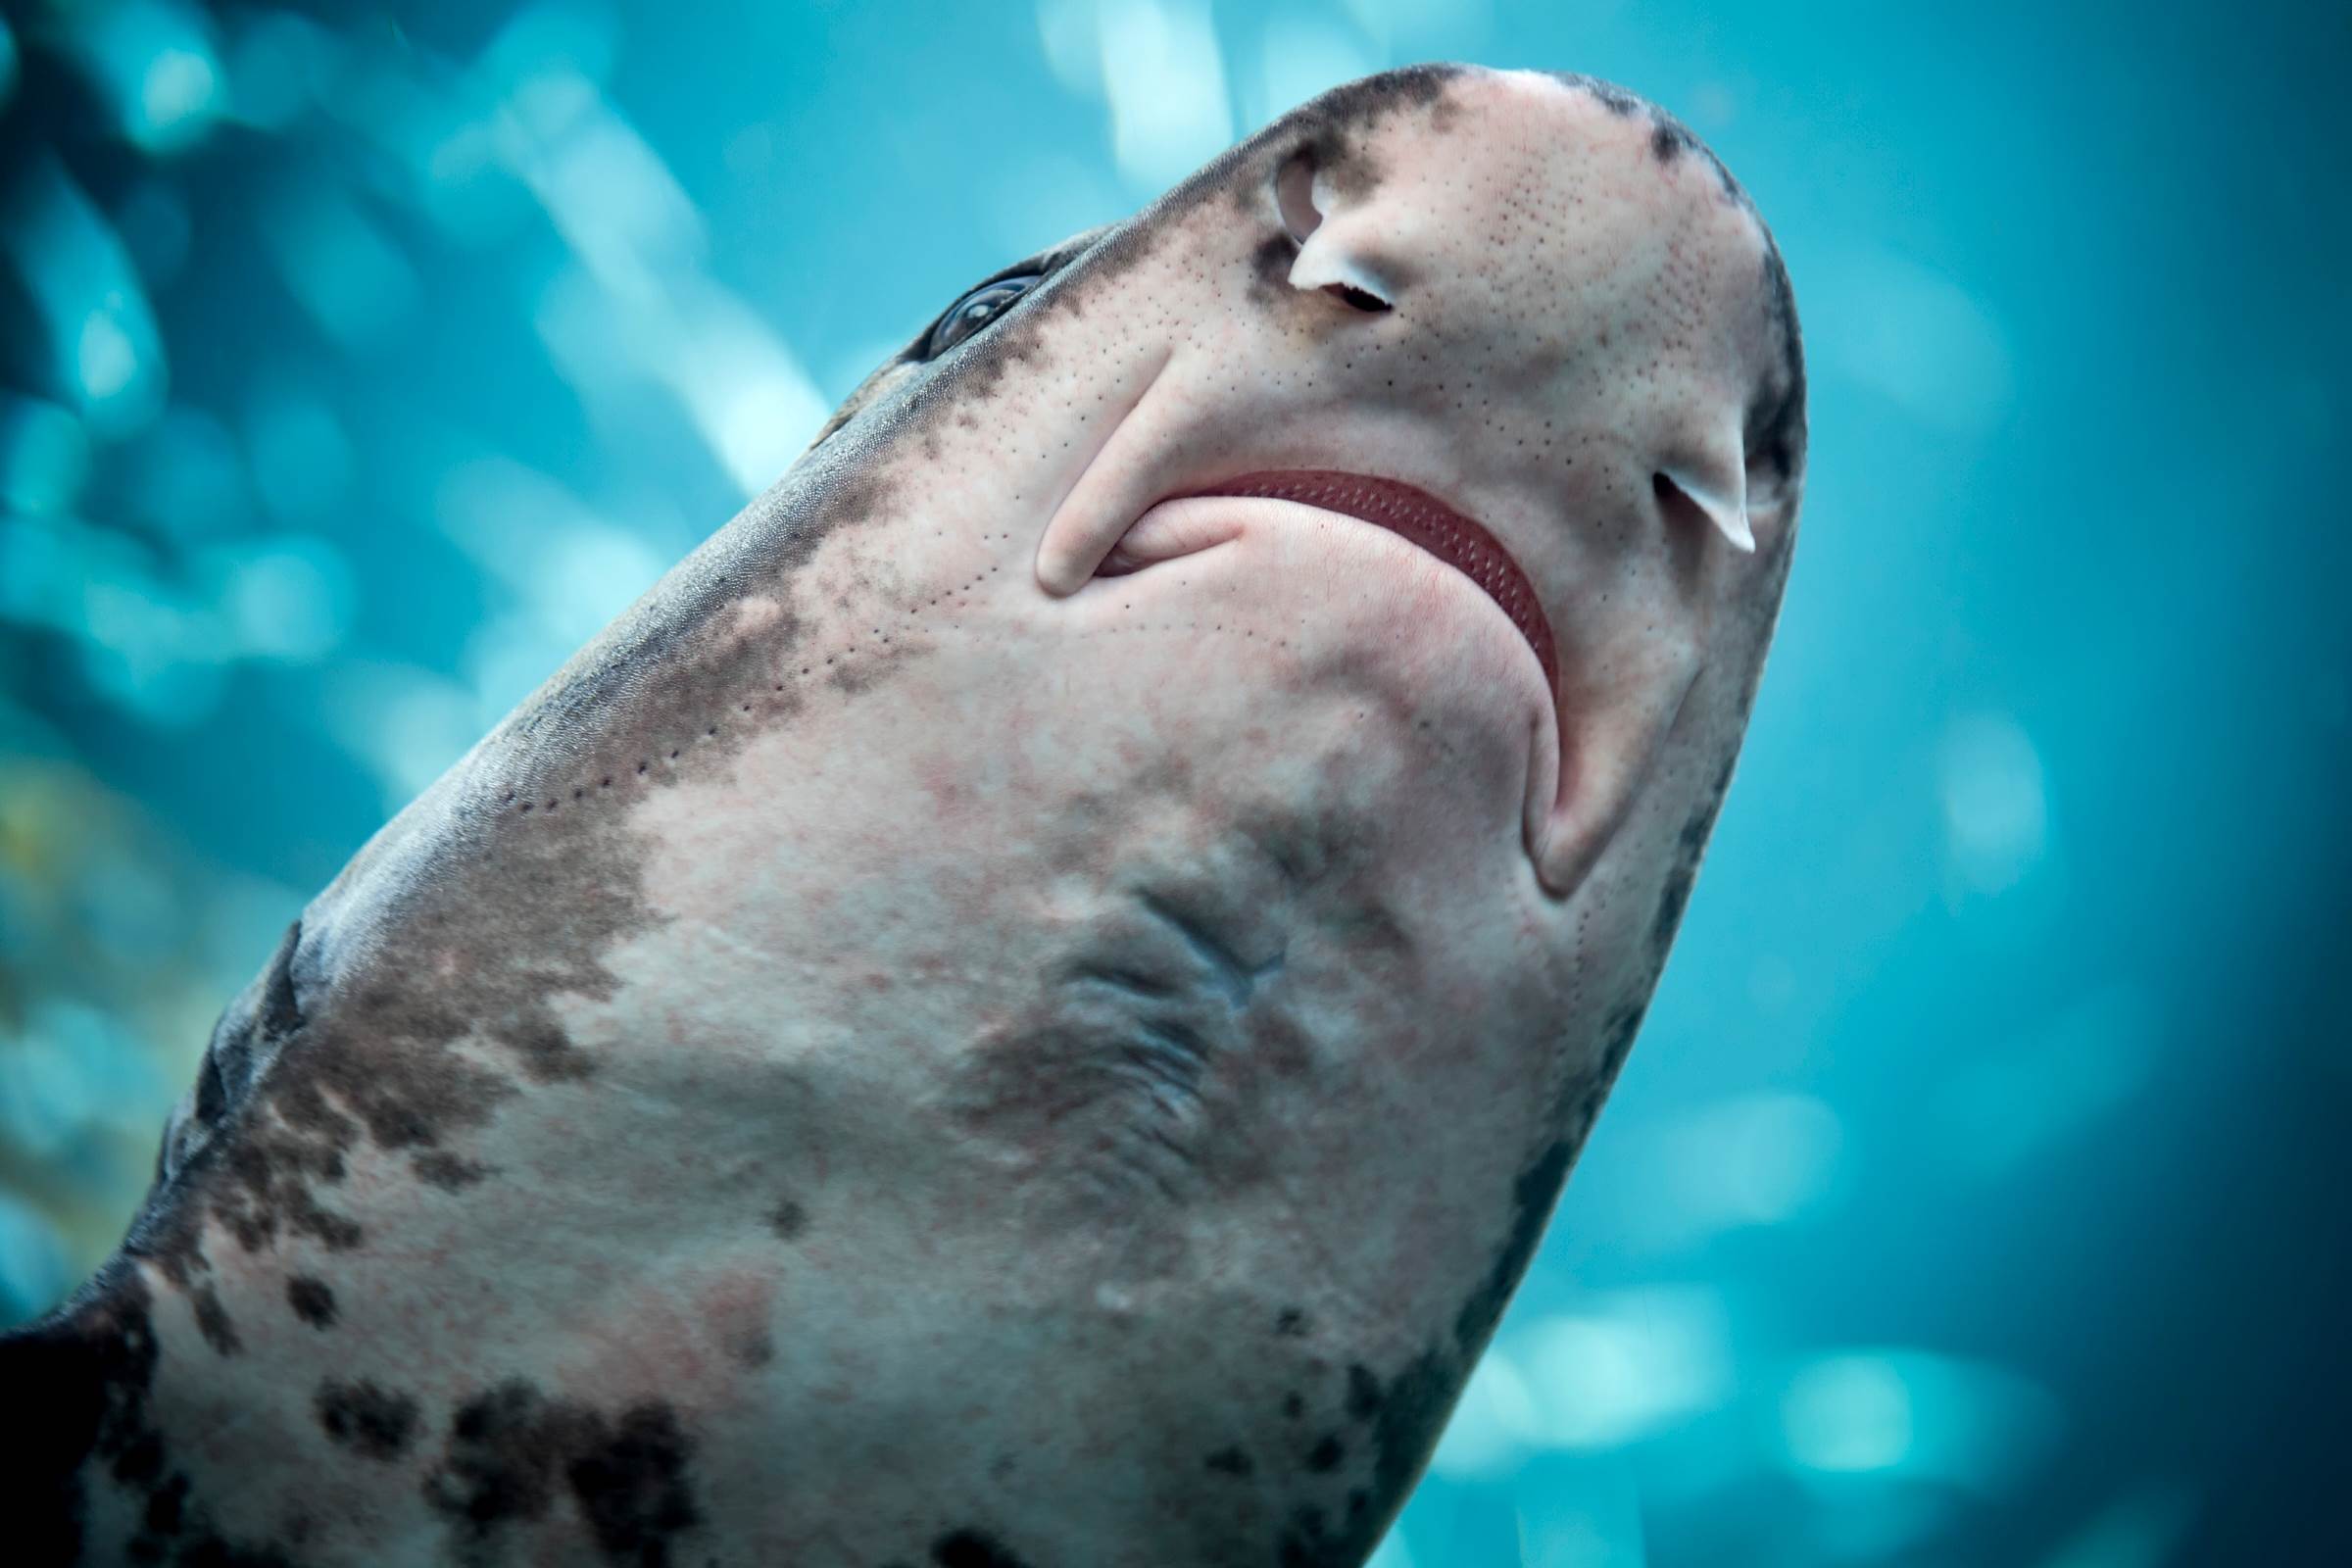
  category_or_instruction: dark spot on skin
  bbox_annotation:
[1284,1391,1305,1420]
[1454,1137,1576,1355]
[142,1470,189,1542]
[155,921,303,1184]
[426,1381,595,1531]
[159,1527,302,1567]
[1298,1084,1619,1561]
[1264,1046,1627,1557]
[566,1404,702,1567]
[0,1272,163,1565]
[1366,1349,1454,1535]
[1277,1503,1336,1568]
[1291,126,1388,206]
[1347,1364,1384,1422]
[1544,72,1742,203]
[1747,238,1809,487]
[424,1381,703,1564]
[415,1151,494,1190]
[1650,860,1697,959]
[115,1428,165,1486]
[114,460,911,1306]
[931,1528,1035,1568]
[1205,1446,1254,1477]
[767,1199,808,1242]
[1248,231,1297,304]
[1571,72,1643,117]
[1275,1306,1310,1338]
[1601,1002,1646,1084]
[192,1284,241,1356]
[317,1379,419,1460]
[285,1275,336,1328]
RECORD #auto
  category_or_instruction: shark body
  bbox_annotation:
[3,66,1804,1568]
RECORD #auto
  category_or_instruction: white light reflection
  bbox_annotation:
[0,1193,71,1325]
[1660,1091,1844,1238]
[1938,710,2049,896]
[257,178,422,351]
[64,0,224,154]
[245,386,355,523]
[222,9,341,130]
[1815,244,2014,438]
[1429,1348,1540,1479]
[1340,0,1493,55]
[1516,1456,1647,1567]
[436,456,669,720]
[1,157,168,435]
[1431,1289,1735,1476]
[1250,14,1379,130]
[1041,0,1246,190]
[322,663,483,808]
[0,394,90,514]
[0,512,231,726]
[1100,0,1234,190]
[1937,984,2157,1177]
[1363,1525,1415,1568]
[1780,1349,2061,1491]
[1036,0,1105,98]
[203,535,356,663]
[495,63,826,492]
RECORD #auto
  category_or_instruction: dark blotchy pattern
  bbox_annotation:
[566,1406,701,1567]
[284,1275,336,1329]
[423,1379,702,1567]
[316,1380,419,1461]
[0,1272,310,1566]
[930,1529,1037,1568]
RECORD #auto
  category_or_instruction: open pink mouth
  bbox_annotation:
[1175,471,1559,695]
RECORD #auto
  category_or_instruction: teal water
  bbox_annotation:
[1,2,2345,1561]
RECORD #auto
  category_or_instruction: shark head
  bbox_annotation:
[16,66,1805,1568]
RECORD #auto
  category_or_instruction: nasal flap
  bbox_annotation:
[1658,434,1753,554]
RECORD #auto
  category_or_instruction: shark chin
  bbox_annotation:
[1087,479,1569,890]
[2,63,1803,1568]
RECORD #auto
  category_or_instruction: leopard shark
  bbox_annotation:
[1,64,1804,1568]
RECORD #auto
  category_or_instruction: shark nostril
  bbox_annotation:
[1654,466,1756,553]
[1321,281,1391,314]
[1275,148,1322,244]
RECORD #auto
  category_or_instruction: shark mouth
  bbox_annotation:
[1170,470,1559,695]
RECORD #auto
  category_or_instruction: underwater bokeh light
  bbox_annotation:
[2,1,2346,1561]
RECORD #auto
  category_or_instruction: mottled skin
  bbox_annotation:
[0,67,1803,1568]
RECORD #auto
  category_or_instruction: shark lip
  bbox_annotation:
[1171,470,1559,695]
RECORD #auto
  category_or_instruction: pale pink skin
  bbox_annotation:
[34,68,1802,1567]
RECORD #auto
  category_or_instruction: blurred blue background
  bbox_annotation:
[1,1,2346,1562]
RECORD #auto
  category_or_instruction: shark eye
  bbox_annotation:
[925,275,1040,358]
